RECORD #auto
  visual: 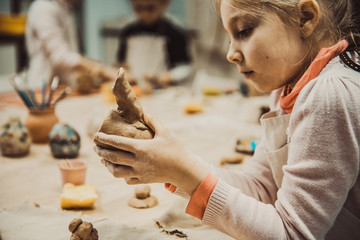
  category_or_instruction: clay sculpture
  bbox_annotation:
[128,185,158,209]
[0,117,31,157]
[94,68,154,150]
[49,123,81,158]
[68,218,98,240]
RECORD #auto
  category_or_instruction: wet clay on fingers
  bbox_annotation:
[94,68,154,149]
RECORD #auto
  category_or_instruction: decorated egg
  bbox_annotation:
[0,117,31,157]
[49,123,81,158]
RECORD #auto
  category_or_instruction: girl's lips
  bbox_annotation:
[243,71,254,78]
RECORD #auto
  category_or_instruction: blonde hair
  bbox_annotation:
[216,0,359,62]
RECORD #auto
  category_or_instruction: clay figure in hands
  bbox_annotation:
[94,68,154,150]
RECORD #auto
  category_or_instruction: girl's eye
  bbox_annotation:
[237,27,253,39]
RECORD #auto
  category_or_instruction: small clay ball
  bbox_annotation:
[69,218,83,233]
[76,222,93,239]
[70,235,81,240]
[135,185,151,199]
[90,228,99,240]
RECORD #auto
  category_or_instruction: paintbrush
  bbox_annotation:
[22,73,39,109]
[41,79,47,109]
[12,75,35,109]
[14,75,36,108]
[47,76,59,107]
[28,88,39,109]
[51,86,71,106]
[8,76,31,109]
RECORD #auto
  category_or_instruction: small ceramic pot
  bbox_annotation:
[57,160,87,186]
[49,123,81,158]
[0,117,31,157]
[25,108,59,143]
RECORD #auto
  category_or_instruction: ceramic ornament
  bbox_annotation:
[49,123,81,158]
[0,117,31,157]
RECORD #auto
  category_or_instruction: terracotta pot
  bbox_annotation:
[57,160,87,186]
[25,108,59,143]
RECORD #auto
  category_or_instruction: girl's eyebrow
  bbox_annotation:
[229,13,257,27]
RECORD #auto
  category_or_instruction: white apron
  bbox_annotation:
[260,110,360,239]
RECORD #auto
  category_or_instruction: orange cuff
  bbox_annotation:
[165,183,177,193]
[185,173,218,220]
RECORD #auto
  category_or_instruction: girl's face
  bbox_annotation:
[220,0,309,92]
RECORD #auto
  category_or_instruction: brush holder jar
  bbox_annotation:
[25,108,59,143]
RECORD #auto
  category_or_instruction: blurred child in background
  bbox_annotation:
[26,0,117,90]
[117,0,192,90]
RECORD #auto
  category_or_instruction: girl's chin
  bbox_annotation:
[251,81,276,93]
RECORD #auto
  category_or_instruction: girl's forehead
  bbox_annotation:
[220,1,263,23]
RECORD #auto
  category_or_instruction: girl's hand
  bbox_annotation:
[93,114,209,196]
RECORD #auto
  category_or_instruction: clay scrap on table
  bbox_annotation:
[69,218,98,240]
[94,68,154,150]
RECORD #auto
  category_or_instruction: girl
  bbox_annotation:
[94,0,360,239]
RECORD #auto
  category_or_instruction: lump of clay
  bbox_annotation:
[74,72,93,94]
[128,184,158,209]
[0,116,31,157]
[49,123,81,158]
[94,68,154,150]
[68,218,98,240]
[135,184,151,199]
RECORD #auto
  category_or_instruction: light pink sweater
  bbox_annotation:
[181,56,360,239]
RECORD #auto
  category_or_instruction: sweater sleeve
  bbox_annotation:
[28,1,81,70]
[185,173,218,220]
[165,139,279,204]
[200,61,360,239]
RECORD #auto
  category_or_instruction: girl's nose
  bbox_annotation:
[227,45,243,64]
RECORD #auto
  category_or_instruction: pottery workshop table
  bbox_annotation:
[0,87,268,239]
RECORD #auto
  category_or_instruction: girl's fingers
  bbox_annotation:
[125,177,142,185]
[144,113,165,135]
[94,146,135,165]
[101,159,135,178]
[94,132,140,152]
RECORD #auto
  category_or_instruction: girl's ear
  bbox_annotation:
[297,0,320,38]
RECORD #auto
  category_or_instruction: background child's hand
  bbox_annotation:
[94,114,209,196]
[144,73,158,85]
[157,72,172,87]
[98,66,118,83]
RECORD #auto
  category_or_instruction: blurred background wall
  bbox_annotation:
[0,0,242,92]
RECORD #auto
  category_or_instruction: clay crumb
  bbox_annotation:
[155,221,188,239]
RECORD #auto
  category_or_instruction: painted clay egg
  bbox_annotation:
[0,117,31,157]
[49,123,81,158]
